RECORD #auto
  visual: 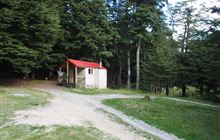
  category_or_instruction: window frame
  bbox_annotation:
[88,68,93,75]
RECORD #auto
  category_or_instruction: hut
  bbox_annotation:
[58,59,107,89]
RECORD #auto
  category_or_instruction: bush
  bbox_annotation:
[187,86,197,98]
[143,95,151,101]
[170,86,197,97]
[170,87,182,96]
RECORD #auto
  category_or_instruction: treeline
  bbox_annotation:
[0,0,219,100]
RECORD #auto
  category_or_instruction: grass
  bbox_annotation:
[0,87,52,124]
[65,87,146,95]
[0,125,116,140]
[169,96,220,107]
[103,97,220,140]
[0,87,116,140]
[97,109,160,140]
[145,92,220,107]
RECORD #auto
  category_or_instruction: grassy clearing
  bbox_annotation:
[65,87,146,95]
[0,87,115,140]
[103,98,220,140]
[0,87,52,124]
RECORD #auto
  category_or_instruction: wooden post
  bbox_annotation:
[75,66,77,87]
[67,61,69,84]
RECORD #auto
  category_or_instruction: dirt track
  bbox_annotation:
[12,82,179,140]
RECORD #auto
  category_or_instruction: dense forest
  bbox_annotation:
[0,0,219,101]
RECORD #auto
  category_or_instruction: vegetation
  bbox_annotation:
[98,109,160,140]
[0,87,51,123]
[0,125,116,140]
[0,1,219,100]
[103,98,220,140]
[0,87,114,140]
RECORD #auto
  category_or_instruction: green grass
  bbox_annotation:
[169,96,220,107]
[65,88,146,95]
[103,98,220,140]
[0,125,116,140]
[97,109,160,140]
[0,87,116,140]
[145,92,220,107]
[0,87,52,124]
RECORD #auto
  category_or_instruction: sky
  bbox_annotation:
[166,0,220,39]
[168,0,220,7]
[168,0,220,19]
[168,0,219,6]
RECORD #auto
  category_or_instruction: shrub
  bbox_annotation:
[170,87,182,96]
[143,95,151,101]
[170,86,197,97]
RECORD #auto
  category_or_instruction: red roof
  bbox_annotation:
[67,59,106,69]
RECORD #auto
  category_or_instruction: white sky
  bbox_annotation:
[168,0,220,8]
[166,0,220,39]
[167,0,220,20]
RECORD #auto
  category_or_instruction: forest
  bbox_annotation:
[0,0,220,101]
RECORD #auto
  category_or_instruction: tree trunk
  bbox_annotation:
[127,49,131,89]
[136,38,141,90]
[166,84,169,96]
[182,84,186,97]
[31,71,35,79]
[199,84,204,96]
[118,55,122,88]
[49,70,53,80]
[24,73,29,80]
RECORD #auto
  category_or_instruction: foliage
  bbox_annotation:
[140,31,177,93]
[0,0,219,101]
[0,0,61,75]
[170,86,197,97]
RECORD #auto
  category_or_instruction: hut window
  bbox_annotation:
[88,68,93,74]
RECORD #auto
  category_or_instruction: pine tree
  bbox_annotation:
[0,0,61,77]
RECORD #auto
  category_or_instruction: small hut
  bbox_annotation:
[58,59,107,89]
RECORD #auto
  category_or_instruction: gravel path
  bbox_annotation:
[12,87,180,140]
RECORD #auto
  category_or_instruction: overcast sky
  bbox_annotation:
[168,0,220,19]
[168,0,220,7]
[168,0,220,18]
[166,0,220,39]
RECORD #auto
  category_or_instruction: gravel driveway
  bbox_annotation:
[12,87,179,140]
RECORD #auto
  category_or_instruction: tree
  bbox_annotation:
[129,0,167,90]
[0,0,61,77]
[188,27,220,98]
[66,1,115,62]
[105,0,167,89]
[170,0,199,96]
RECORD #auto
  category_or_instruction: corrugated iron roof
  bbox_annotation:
[67,59,106,69]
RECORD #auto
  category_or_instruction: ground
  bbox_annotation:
[0,81,179,140]
[1,80,219,140]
